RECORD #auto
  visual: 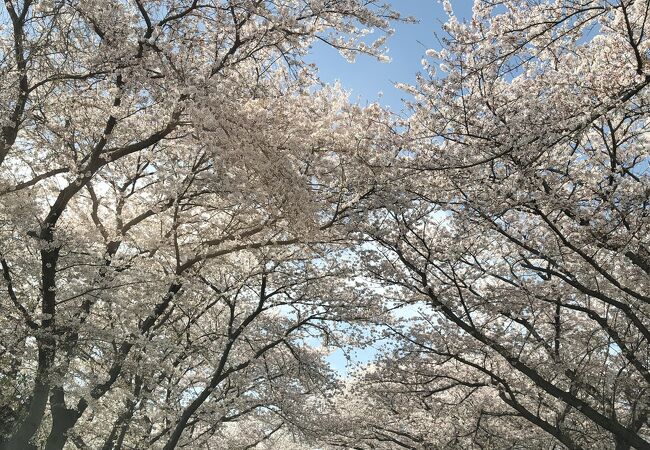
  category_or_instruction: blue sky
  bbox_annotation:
[308,0,473,114]
[308,1,475,375]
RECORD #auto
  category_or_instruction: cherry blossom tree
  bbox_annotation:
[0,1,400,448]
[5,0,650,448]
[321,359,560,449]
[352,0,650,449]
